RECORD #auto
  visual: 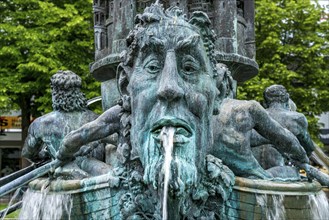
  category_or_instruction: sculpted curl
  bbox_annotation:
[122,3,218,78]
[51,70,88,112]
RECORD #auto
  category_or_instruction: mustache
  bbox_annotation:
[144,102,198,130]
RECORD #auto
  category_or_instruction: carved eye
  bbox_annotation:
[182,58,200,75]
[144,60,161,74]
[183,62,197,74]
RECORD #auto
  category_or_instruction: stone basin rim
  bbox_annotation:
[28,175,323,196]
[234,176,323,195]
[28,173,115,194]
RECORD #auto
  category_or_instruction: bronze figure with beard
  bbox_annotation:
[59,5,222,190]
[114,4,234,219]
[57,4,235,219]
[56,3,310,219]
[23,70,102,162]
[123,10,219,194]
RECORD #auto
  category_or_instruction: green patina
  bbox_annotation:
[7,1,329,220]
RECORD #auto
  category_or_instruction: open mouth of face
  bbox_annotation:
[150,118,193,145]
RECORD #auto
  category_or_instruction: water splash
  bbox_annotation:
[19,188,72,220]
[256,194,286,220]
[160,126,175,220]
[1,187,22,220]
[309,191,329,220]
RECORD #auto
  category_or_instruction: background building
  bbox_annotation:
[91,0,258,111]
[0,111,24,176]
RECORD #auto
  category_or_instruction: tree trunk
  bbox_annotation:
[20,96,31,168]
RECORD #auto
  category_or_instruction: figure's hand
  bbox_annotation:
[301,154,310,164]
[56,151,72,162]
[38,148,51,162]
[56,143,74,163]
[291,149,309,164]
[74,144,93,157]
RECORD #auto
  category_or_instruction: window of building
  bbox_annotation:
[96,13,100,25]
[101,13,105,24]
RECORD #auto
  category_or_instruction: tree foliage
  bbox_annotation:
[238,0,329,139]
[0,0,99,117]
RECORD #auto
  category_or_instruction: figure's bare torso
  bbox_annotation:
[267,108,305,136]
[23,110,98,160]
[212,99,272,179]
[216,99,255,151]
[37,111,97,148]
[266,107,314,156]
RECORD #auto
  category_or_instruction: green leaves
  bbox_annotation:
[0,0,99,117]
[239,0,329,142]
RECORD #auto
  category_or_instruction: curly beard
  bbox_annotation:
[142,134,198,196]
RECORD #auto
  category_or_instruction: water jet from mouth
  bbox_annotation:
[160,126,175,220]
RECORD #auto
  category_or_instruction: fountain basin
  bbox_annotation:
[23,175,328,220]
[26,174,122,220]
[226,177,327,220]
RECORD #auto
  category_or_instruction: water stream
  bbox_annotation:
[19,188,72,220]
[160,126,175,220]
[1,187,22,220]
[309,190,329,220]
[256,194,286,220]
[256,191,329,220]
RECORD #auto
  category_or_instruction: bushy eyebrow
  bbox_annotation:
[175,35,200,51]
[175,34,206,65]
[140,36,166,53]
[140,34,201,54]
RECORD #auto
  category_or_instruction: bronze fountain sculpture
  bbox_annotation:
[0,1,328,219]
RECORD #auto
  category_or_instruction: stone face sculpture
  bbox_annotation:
[57,4,236,219]
[120,5,219,190]
[16,3,329,220]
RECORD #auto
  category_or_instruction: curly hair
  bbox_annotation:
[51,70,88,112]
[121,3,218,77]
[116,3,222,164]
[263,84,289,106]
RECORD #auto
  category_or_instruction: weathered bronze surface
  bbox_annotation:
[91,0,258,110]
[14,2,329,220]
[22,70,102,163]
